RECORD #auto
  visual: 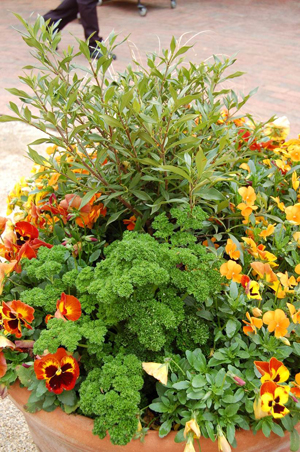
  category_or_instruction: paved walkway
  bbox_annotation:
[0,0,300,450]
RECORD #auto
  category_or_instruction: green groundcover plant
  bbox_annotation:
[0,16,300,452]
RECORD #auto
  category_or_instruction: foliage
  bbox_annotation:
[0,14,300,452]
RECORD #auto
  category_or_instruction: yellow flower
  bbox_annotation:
[217,431,231,452]
[239,163,250,172]
[245,281,262,300]
[292,171,300,191]
[260,382,290,419]
[285,203,300,225]
[285,138,300,162]
[242,312,263,335]
[271,196,285,212]
[293,232,300,246]
[259,224,275,240]
[184,439,196,452]
[287,303,300,324]
[184,418,201,439]
[142,362,169,385]
[253,397,269,420]
[275,159,291,174]
[252,307,262,317]
[264,116,290,141]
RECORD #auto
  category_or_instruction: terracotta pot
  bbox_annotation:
[8,382,299,452]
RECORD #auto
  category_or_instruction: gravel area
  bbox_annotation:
[0,398,37,451]
[0,122,42,451]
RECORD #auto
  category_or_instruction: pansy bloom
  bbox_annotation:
[291,373,300,399]
[123,215,137,231]
[287,303,300,324]
[14,221,39,246]
[243,312,263,336]
[254,357,289,384]
[56,293,82,321]
[260,381,290,418]
[34,348,79,394]
[220,260,242,283]
[184,418,201,439]
[263,309,290,338]
[0,300,34,338]
[225,238,240,260]
[0,336,15,378]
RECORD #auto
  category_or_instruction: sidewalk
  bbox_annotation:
[1,0,300,135]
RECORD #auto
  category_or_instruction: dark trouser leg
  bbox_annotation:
[77,0,101,46]
[43,0,79,31]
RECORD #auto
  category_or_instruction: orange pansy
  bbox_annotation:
[287,303,300,324]
[271,196,285,212]
[220,260,242,283]
[238,186,256,206]
[291,373,300,399]
[259,224,275,240]
[56,293,81,322]
[292,171,300,191]
[251,262,278,283]
[225,238,240,260]
[242,312,263,335]
[123,215,137,231]
[262,309,290,338]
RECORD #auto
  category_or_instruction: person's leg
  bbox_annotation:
[77,0,102,47]
[43,0,79,31]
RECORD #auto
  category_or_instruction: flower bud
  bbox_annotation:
[252,307,262,317]
[232,375,246,387]
[253,397,269,420]
[217,431,231,452]
[279,337,291,346]
[184,438,196,452]
[291,394,298,403]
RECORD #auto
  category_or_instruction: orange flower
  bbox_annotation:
[277,272,297,290]
[236,203,257,221]
[259,224,275,240]
[254,357,289,384]
[220,260,242,283]
[55,293,81,322]
[225,239,240,260]
[294,232,300,247]
[285,203,300,225]
[252,307,262,317]
[250,262,278,283]
[238,186,257,206]
[0,217,7,235]
[203,237,219,249]
[123,215,136,231]
[262,309,290,338]
[14,221,39,246]
[291,373,300,399]
[292,171,300,191]
[242,312,263,335]
[239,163,250,173]
[260,381,290,418]
[34,348,79,394]
[0,300,34,338]
[287,303,300,324]
[0,261,17,295]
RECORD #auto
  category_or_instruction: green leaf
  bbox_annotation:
[195,187,225,201]
[173,45,192,59]
[0,115,22,122]
[293,342,300,356]
[191,375,206,388]
[120,89,133,111]
[100,114,124,129]
[27,147,48,166]
[159,419,172,438]
[290,429,300,452]
[79,188,99,210]
[149,402,169,413]
[226,319,240,338]
[172,381,189,390]
[35,380,48,398]
[262,421,271,438]
[57,390,76,406]
[195,147,207,177]
[105,209,126,227]
[89,249,101,263]
[157,165,192,183]
[281,414,294,432]
[174,429,185,443]
[271,422,284,437]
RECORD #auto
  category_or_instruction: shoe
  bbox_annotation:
[89,46,116,60]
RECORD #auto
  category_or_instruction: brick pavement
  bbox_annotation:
[0,0,300,135]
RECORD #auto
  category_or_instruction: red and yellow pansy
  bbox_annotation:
[0,300,34,338]
[34,348,79,394]
[260,381,290,418]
